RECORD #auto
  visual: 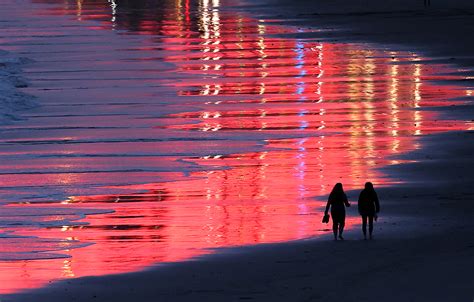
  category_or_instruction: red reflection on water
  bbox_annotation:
[0,0,471,294]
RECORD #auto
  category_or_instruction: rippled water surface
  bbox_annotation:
[0,0,471,294]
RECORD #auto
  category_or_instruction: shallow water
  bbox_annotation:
[0,0,471,294]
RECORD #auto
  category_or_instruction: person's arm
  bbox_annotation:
[374,192,380,213]
[358,191,363,214]
[325,197,331,214]
[344,194,350,207]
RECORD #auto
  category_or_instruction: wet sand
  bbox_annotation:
[5,132,474,301]
[1,0,473,300]
[244,0,474,70]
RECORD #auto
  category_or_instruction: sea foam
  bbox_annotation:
[0,49,37,125]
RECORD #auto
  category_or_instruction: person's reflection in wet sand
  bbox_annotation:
[324,183,351,240]
[358,182,380,240]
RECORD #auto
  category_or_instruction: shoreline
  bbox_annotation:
[2,0,474,300]
[4,153,473,301]
[5,134,473,302]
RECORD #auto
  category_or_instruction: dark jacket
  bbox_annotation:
[358,189,380,216]
[325,191,350,216]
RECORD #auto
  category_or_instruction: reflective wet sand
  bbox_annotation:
[0,0,471,294]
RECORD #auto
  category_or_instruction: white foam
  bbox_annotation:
[0,49,38,125]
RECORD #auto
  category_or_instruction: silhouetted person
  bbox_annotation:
[325,183,350,240]
[358,182,380,240]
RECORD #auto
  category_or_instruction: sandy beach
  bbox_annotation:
[4,131,474,302]
[1,0,473,301]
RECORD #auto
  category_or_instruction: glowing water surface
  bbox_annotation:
[0,0,471,294]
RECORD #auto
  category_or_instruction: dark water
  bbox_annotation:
[0,0,471,293]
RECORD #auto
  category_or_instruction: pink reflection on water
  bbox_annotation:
[0,0,471,294]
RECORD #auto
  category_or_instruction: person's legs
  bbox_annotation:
[362,215,367,239]
[332,221,338,240]
[338,213,346,240]
[338,222,345,240]
[368,215,374,239]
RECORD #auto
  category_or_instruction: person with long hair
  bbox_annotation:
[358,182,380,240]
[324,183,350,240]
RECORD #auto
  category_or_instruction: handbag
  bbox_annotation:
[322,213,330,223]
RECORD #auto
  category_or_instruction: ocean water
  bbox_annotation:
[0,0,471,294]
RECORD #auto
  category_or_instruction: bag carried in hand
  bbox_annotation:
[322,214,330,223]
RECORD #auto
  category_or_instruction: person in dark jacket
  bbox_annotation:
[324,183,350,240]
[358,182,380,240]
